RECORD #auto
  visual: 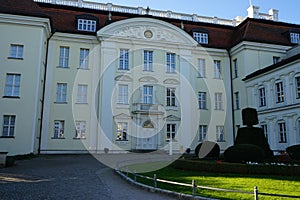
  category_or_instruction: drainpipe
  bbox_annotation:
[227,49,236,144]
[38,30,55,155]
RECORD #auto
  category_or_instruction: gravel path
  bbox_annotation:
[0,155,176,200]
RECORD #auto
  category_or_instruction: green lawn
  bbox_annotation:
[122,162,300,200]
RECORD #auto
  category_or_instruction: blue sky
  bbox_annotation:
[89,0,299,24]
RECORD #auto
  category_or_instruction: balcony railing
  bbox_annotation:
[33,0,242,26]
[132,103,164,114]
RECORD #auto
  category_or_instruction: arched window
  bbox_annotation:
[143,120,154,128]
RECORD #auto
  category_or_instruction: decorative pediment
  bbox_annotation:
[113,113,131,119]
[115,75,132,82]
[98,18,198,45]
[139,76,158,83]
[164,115,181,121]
[163,78,180,85]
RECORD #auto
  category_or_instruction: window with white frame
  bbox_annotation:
[275,81,284,103]
[79,48,89,69]
[117,84,128,104]
[143,85,153,104]
[278,121,287,143]
[198,92,207,109]
[119,49,129,70]
[261,123,268,141]
[258,87,266,107]
[77,19,96,32]
[214,60,221,79]
[167,123,176,141]
[216,126,225,142]
[59,46,69,68]
[233,59,238,78]
[53,120,64,139]
[234,92,240,110]
[197,59,206,78]
[5,74,21,97]
[166,88,176,107]
[166,53,176,73]
[2,115,16,137]
[56,83,67,103]
[290,32,300,44]
[117,122,127,141]
[215,92,223,110]
[9,44,24,59]
[77,84,88,103]
[143,50,153,71]
[296,76,300,98]
[75,121,86,139]
[193,32,208,44]
[199,125,207,141]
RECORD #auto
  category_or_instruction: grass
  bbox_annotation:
[122,162,300,200]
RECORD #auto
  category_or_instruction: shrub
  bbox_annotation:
[194,141,220,159]
[286,145,300,160]
[224,144,265,163]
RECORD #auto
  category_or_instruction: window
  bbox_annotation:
[117,122,127,141]
[216,126,225,142]
[278,121,287,143]
[9,44,24,59]
[290,32,300,44]
[4,74,21,97]
[54,120,64,138]
[143,50,153,71]
[143,85,153,104]
[198,92,207,109]
[77,84,88,103]
[234,92,240,110]
[59,46,69,68]
[117,84,128,104]
[275,81,284,103]
[56,83,67,103]
[2,115,16,137]
[259,87,266,107]
[296,76,300,98]
[197,59,206,78]
[214,60,221,79]
[273,56,280,64]
[261,123,268,141]
[167,123,176,141]
[166,53,176,73]
[75,121,86,139]
[119,49,129,70]
[166,88,176,107]
[77,19,96,32]
[193,32,208,44]
[233,59,238,78]
[215,93,223,110]
[79,48,89,69]
[199,125,207,141]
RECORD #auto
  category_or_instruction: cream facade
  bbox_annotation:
[1,0,300,156]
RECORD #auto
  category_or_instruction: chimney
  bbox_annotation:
[247,5,260,18]
[269,9,279,21]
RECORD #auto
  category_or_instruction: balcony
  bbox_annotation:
[131,103,164,115]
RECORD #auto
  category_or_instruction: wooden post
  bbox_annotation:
[254,186,258,200]
[192,180,196,196]
[133,171,136,182]
[154,174,157,188]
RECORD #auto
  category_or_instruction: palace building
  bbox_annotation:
[0,0,299,155]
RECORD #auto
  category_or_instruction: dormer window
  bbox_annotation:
[76,14,98,32]
[193,32,208,44]
[78,19,96,32]
[290,32,300,44]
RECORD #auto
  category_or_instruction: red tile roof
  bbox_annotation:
[1,0,300,49]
